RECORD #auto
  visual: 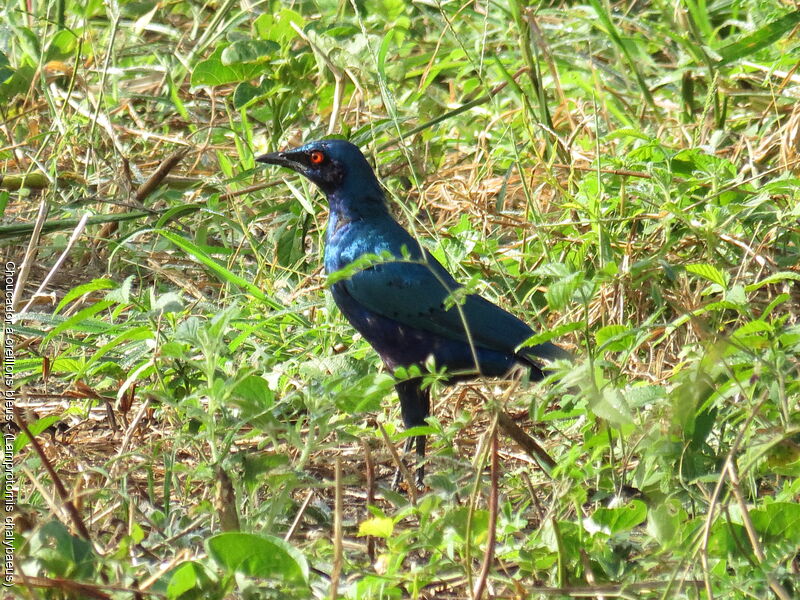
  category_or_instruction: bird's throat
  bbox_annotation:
[327,186,388,221]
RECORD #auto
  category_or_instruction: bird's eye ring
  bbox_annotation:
[309,150,325,165]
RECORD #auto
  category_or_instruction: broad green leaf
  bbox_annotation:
[166,561,215,599]
[221,40,280,65]
[0,64,35,102]
[589,500,647,534]
[545,272,583,310]
[625,385,666,408]
[232,375,273,407]
[253,9,305,45]
[233,80,273,110]
[441,508,489,544]
[707,520,750,558]
[46,29,79,61]
[647,500,685,548]
[730,319,772,349]
[731,319,772,337]
[602,128,654,142]
[150,290,184,315]
[191,46,265,88]
[595,324,633,352]
[750,502,800,540]
[229,375,278,429]
[724,284,747,306]
[590,387,634,425]
[350,576,404,599]
[206,532,308,585]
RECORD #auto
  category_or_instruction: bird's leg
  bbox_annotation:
[413,433,426,487]
[392,379,431,490]
[391,434,426,490]
[392,436,416,490]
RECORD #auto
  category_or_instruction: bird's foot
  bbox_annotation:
[391,465,425,493]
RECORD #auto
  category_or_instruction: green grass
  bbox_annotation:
[4,0,800,598]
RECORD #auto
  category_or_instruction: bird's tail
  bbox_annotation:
[516,341,572,381]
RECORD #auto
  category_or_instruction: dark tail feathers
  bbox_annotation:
[516,341,572,380]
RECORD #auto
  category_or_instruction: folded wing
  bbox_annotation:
[342,254,567,362]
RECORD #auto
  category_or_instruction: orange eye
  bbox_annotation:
[309,150,325,165]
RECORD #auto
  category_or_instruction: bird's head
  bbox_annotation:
[256,139,381,200]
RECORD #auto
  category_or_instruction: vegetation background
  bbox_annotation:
[3,0,799,598]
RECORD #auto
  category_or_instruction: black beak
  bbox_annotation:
[255,151,303,171]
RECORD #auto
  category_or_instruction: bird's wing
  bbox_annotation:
[341,254,538,354]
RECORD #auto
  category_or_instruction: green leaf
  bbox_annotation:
[16,27,41,63]
[707,520,749,558]
[595,324,633,352]
[0,52,13,83]
[13,414,62,452]
[750,502,800,541]
[545,272,583,310]
[440,508,489,544]
[29,520,96,579]
[79,326,153,377]
[0,64,34,102]
[54,279,116,314]
[358,516,394,538]
[282,177,315,216]
[153,229,302,323]
[520,321,583,348]
[724,284,746,306]
[589,500,647,534]
[716,11,800,66]
[730,319,772,349]
[46,29,79,61]
[206,532,309,585]
[105,275,135,304]
[191,46,265,88]
[685,263,727,288]
[590,387,634,426]
[166,561,216,599]
[42,300,115,345]
[253,9,305,45]
[229,374,278,430]
[647,499,685,548]
[150,290,184,315]
[232,375,273,407]
[233,80,273,110]
[745,271,800,293]
[221,40,280,65]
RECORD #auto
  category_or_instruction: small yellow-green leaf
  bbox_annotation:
[358,516,394,538]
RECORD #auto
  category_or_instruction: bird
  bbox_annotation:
[256,139,570,487]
